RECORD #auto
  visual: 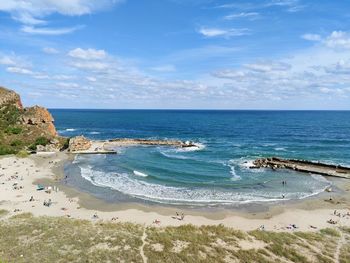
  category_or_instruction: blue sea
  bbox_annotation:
[51,110,350,206]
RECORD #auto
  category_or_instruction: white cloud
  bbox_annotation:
[0,0,121,22]
[53,75,75,80]
[266,0,304,12]
[150,64,176,72]
[325,60,350,74]
[43,47,59,54]
[324,31,350,49]
[301,31,350,50]
[0,56,16,66]
[216,0,304,13]
[71,61,108,71]
[301,33,321,41]
[0,0,123,35]
[224,12,259,20]
[198,27,249,38]
[12,13,46,25]
[244,61,291,72]
[86,77,97,82]
[21,25,83,35]
[68,48,107,60]
[6,66,33,75]
[57,82,80,88]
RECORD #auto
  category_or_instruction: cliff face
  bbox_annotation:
[0,86,63,154]
[0,87,57,137]
[22,106,57,137]
[0,87,23,109]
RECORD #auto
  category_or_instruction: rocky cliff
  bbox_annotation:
[0,86,64,154]
[0,87,23,109]
[22,106,57,137]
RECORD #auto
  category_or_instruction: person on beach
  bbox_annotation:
[29,196,34,202]
[180,213,185,220]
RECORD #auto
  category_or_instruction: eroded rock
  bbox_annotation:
[0,86,23,109]
[22,106,57,137]
[68,136,92,152]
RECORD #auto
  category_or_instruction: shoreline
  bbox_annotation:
[0,153,350,232]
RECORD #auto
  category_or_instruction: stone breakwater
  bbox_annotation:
[107,138,197,147]
[251,157,350,179]
[68,136,199,154]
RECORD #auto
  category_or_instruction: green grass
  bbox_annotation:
[0,215,348,263]
[0,209,8,217]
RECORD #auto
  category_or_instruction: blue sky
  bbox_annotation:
[0,0,350,109]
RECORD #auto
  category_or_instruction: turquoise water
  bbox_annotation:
[52,110,350,206]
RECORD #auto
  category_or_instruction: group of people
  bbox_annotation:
[43,199,52,207]
[174,212,185,221]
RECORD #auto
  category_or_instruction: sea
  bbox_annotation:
[51,110,350,207]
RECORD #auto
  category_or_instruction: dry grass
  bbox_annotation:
[0,215,349,263]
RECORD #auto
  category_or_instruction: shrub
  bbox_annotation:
[35,136,50,146]
[5,126,22,135]
[28,144,37,151]
[62,138,70,150]
[16,150,29,158]
[10,139,23,147]
[0,145,16,155]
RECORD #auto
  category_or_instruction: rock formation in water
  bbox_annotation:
[69,136,92,152]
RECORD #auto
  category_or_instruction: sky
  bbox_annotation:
[0,0,350,109]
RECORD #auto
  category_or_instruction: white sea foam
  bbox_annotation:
[78,166,285,204]
[89,131,100,135]
[65,128,76,132]
[133,170,148,177]
[226,161,241,181]
[239,160,255,169]
[175,142,205,152]
[76,159,330,206]
[275,147,287,151]
[159,150,191,160]
[311,174,330,183]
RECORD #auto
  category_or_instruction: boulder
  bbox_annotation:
[69,136,92,152]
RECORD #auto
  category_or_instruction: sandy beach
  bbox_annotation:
[1,153,350,232]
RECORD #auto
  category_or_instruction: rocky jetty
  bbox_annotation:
[67,137,200,154]
[108,138,197,148]
[252,157,350,179]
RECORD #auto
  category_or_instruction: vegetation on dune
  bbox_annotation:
[0,215,349,263]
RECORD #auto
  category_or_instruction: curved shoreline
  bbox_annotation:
[1,153,350,232]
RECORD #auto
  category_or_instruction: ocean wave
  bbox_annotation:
[89,131,100,135]
[65,128,77,132]
[225,161,241,181]
[133,170,148,177]
[274,147,287,151]
[76,164,328,205]
[159,151,192,160]
[310,174,330,184]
